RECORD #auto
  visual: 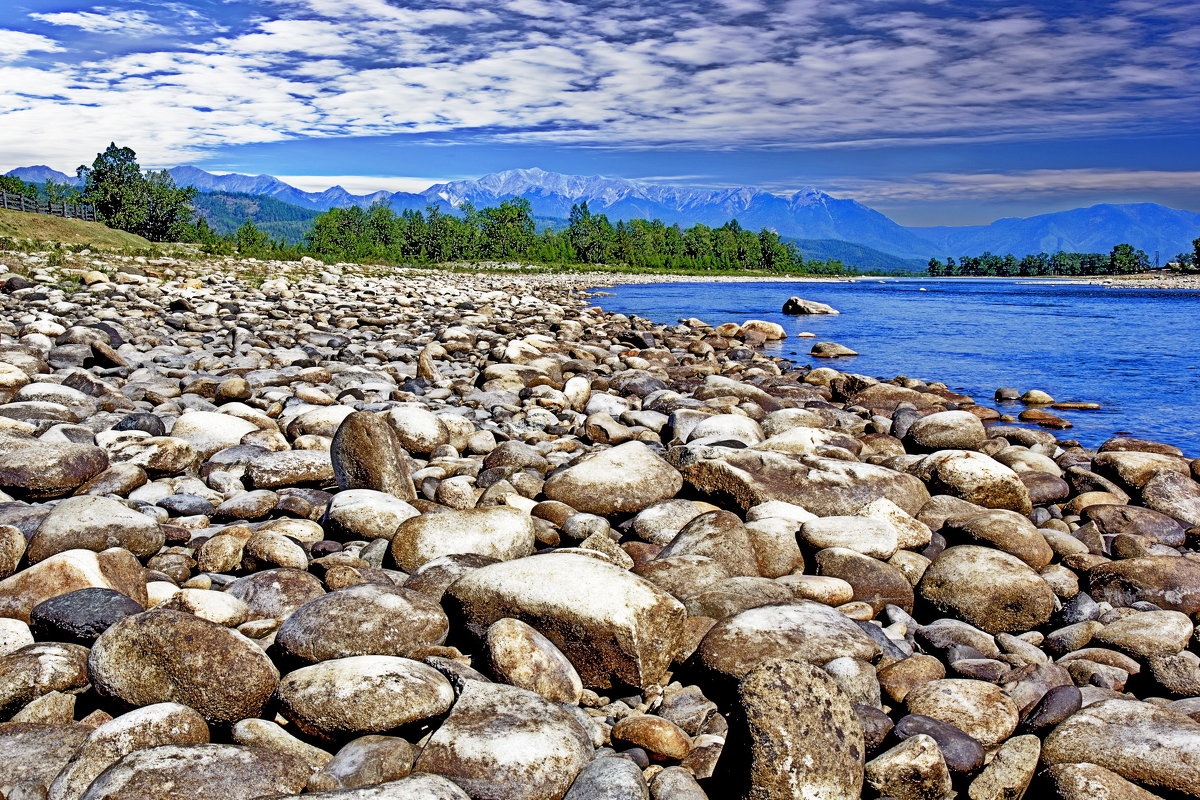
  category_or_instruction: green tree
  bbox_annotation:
[235,219,271,254]
[1109,243,1149,274]
[0,175,38,198]
[927,257,943,276]
[77,144,197,241]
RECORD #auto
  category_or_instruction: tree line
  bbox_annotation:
[927,244,1157,277]
[296,199,853,273]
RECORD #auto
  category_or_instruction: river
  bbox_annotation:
[593,278,1200,456]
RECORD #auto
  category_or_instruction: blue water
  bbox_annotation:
[594,278,1200,457]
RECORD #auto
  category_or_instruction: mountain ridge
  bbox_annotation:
[8,164,1198,263]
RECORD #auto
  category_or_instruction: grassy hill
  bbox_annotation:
[191,191,321,243]
[0,209,153,249]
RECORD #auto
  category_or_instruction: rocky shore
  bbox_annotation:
[0,248,1198,800]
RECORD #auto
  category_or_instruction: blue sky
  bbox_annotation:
[1,0,1197,225]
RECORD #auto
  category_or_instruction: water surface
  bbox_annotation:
[594,278,1200,456]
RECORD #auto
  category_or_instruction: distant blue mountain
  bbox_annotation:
[7,165,80,185]
[910,203,1200,261]
[8,164,1199,264]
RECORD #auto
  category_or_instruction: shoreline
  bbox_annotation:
[0,249,1198,798]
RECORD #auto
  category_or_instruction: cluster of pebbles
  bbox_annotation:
[0,251,1198,800]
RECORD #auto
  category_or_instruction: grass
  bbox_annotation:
[0,209,153,250]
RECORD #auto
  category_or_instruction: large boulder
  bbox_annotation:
[0,548,147,622]
[696,601,880,679]
[271,774,472,800]
[0,436,108,499]
[656,510,760,577]
[77,743,310,800]
[391,506,536,572]
[1042,699,1200,796]
[0,642,90,717]
[88,610,280,723]
[330,411,417,501]
[277,656,454,740]
[1087,557,1200,615]
[544,441,683,516]
[275,583,449,664]
[169,412,260,460]
[914,451,1032,514]
[414,680,594,800]
[671,448,929,516]
[445,553,686,689]
[27,495,164,563]
[728,658,864,799]
[903,411,987,452]
[918,546,1056,634]
[782,296,839,315]
[49,702,210,800]
[0,722,93,790]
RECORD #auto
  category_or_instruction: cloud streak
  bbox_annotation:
[822,169,1200,204]
[0,0,1196,173]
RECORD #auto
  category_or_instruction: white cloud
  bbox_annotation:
[31,9,169,36]
[0,0,1196,167]
[0,29,63,60]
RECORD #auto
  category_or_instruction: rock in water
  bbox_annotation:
[730,657,864,800]
[446,552,685,689]
[330,411,417,501]
[543,441,683,515]
[782,296,839,315]
[88,609,280,723]
[414,680,594,800]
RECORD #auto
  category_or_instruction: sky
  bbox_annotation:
[1,0,1197,225]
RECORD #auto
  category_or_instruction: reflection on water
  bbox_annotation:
[595,278,1200,456]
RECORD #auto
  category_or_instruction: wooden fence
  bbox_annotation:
[0,190,96,222]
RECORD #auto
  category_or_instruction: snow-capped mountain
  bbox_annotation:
[8,164,1199,261]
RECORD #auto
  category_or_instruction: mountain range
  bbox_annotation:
[9,164,1199,267]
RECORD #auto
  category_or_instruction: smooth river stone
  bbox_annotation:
[27,495,164,563]
[914,450,1032,514]
[672,448,930,516]
[1042,698,1200,796]
[275,582,448,663]
[543,441,683,515]
[78,744,310,800]
[0,547,147,622]
[277,655,454,740]
[390,505,536,572]
[696,601,880,679]
[330,410,418,501]
[485,617,583,705]
[414,680,594,800]
[445,553,685,690]
[1086,556,1200,615]
[918,545,1057,634]
[88,609,280,724]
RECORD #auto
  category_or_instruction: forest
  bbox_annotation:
[293,199,854,273]
[926,245,1160,277]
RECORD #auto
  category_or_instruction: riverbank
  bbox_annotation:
[0,250,1197,799]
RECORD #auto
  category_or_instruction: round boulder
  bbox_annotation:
[88,609,280,723]
[278,655,454,740]
[544,441,683,516]
[918,546,1056,634]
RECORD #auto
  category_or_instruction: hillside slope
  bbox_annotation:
[0,209,152,249]
[191,192,321,243]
